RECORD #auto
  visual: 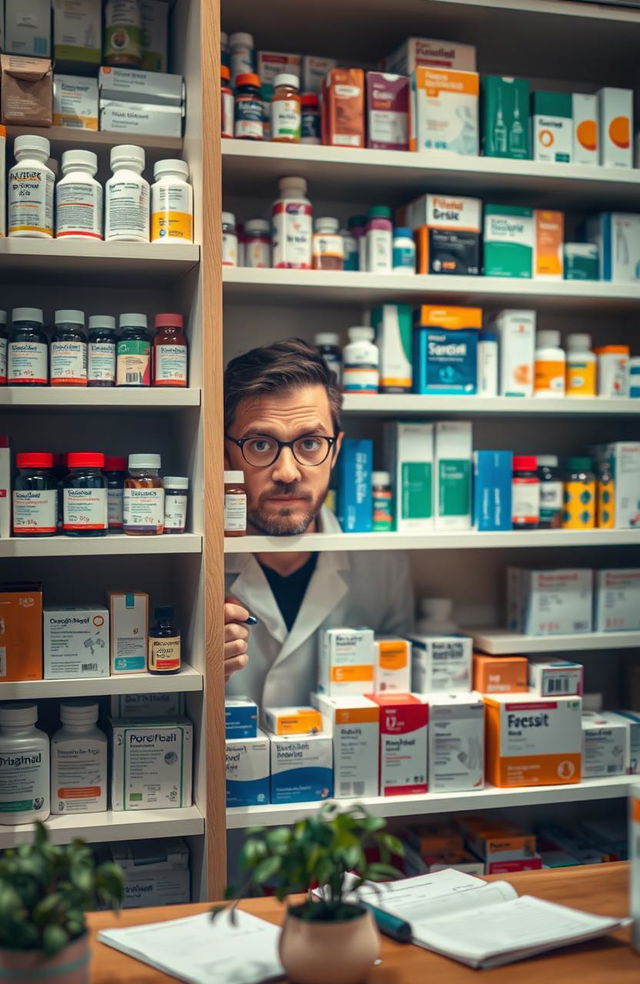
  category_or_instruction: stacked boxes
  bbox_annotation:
[98,66,184,137]
[506,568,593,635]
[110,838,190,908]
[411,635,473,692]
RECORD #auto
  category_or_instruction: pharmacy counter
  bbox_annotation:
[90,862,635,982]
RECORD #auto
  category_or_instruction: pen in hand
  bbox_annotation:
[244,613,259,625]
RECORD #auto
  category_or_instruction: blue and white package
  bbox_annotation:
[225,698,258,739]
[337,438,373,532]
[587,212,640,282]
[473,451,513,531]
[270,734,333,804]
[413,327,478,395]
[225,732,270,807]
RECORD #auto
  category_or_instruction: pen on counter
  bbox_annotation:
[244,613,259,625]
[362,902,412,943]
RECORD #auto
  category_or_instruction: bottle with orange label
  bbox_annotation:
[566,333,596,397]
[562,456,596,529]
[151,159,193,244]
[534,329,565,397]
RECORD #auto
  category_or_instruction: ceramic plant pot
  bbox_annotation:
[279,903,379,984]
[0,933,91,984]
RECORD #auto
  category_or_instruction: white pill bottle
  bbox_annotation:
[151,158,193,244]
[0,701,50,824]
[272,176,312,269]
[51,700,107,815]
[342,326,379,393]
[56,149,103,240]
[105,144,149,242]
[8,134,55,239]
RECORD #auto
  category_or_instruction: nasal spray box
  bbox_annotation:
[225,698,258,738]
[572,93,598,166]
[411,635,472,692]
[371,304,413,392]
[483,205,533,278]
[528,659,584,697]
[383,421,433,531]
[484,694,582,787]
[426,692,484,792]
[598,87,633,168]
[594,569,640,632]
[312,694,379,797]
[225,731,270,807]
[581,711,626,778]
[374,637,411,693]
[412,67,479,155]
[337,439,373,532]
[368,693,428,795]
[481,76,531,159]
[110,718,193,810]
[494,309,535,397]
[44,606,109,678]
[319,627,375,697]
[532,91,572,163]
[270,734,333,804]
[434,421,472,530]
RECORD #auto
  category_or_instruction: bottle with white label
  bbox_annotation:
[534,329,566,397]
[477,329,498,397]
[124,453,165,535]
[151,159,193,244]
[342,327,379,393]
[63,453,108,536]
[8,134,55,238]
[13,453,58,537]
[153,312,188,387]
[164,476,189,533]
[365,206,393,273]
[229,31,254,85]
[51,701,107,815]
[7,308,48,386]
[222,211,238,266]
[55,150,103,240]
[88,315,117,387]
[50,310,87,387]
[272,176,312,269]
[105,144,149,242]
[0,702,50,825]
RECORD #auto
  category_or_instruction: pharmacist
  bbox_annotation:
[223,338,413,707]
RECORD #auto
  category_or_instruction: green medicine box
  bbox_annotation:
[481,76,531,159]
[483,204,534,278]
[564,243,599,280]
[532,91,572,163]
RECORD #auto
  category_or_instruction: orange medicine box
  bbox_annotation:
[484,693,582,787]
[415,305,483,330]
[459,816,537,865]
[473,653,528,694]
[374,636,411,692]
[0,583,43,680]
[406,821,465,856]
[321,68,365,148]
[534,210,564,279]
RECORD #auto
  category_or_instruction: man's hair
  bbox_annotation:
[224,338,343,433]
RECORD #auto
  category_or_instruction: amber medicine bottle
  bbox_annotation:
[124,453,164,535]
[224,470,247,536]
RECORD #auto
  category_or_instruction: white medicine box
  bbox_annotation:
[110,717,193,810]
[528,659,584,697]
[44,606,109,679]
[411,634,472,692]
[595,569,640,632]
[312,693,379,797]
[318,627,375,696]
[428,692,484,792]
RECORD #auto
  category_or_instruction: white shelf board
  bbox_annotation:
[0,387,200,412]
[0,533,202,558]
[470,628,640,655]
[223,268,640,310]
[0,806,204,849]
[224,529,640,554]
[226,776,631,828]
[7,125,183,155]
[342,394,640,417]
[0,664,203,700]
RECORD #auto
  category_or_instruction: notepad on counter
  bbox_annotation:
[98,909,284,984]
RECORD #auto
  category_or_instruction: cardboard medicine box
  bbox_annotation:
[100,99,183,138]
[257,50,301,95]
[460,817,537,865]
[386,37,476,75]
[608,710,640,774]
[302,55,336,95]
[383,421,434,531]
[53,74,98,130]
[366,72,410,150]
[337,438,372,533]
[472,653,528,694]
[594,568,640,632]
[413,194,481,276]
[590,443,640,528]
[225,731,270,807]
[4,0,50,57]
[532,91,572,163]
[262,706,322,736]
[111,838,190,909]
[1,55,52,126]
[598,87,633,168]
[368,693,428,796]
[373,637,411,693]
[110,717,193,810]
[270,733,333,804]
[371,304,413,393]
[589,214,640,282]
[412,67,479,156]
[406,822,465,857]
[481,76,531,159]
[108,591,148,674]
[53,0,101,73]
[318,627,375,697]
[534,210,564,280]
[98,66,184,106]
[508,567,593,635]
[564,243,599,281]
[413,325,478,397]
[572,93,598,166]
[483,205,533,278]
[111,693,185,719]
[528,659,584,697]
[494,309,535,397]
[312,693,379,797]
[427,692,484,792]
[411,634,472,692]
[225,698,258,739]
[322,68,365,148]
[0,582,43,681]
[44,606,109,679]
[473,450,513,532]
[434,420,472,529]
[581,711,626,778]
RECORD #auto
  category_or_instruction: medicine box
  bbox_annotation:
[110,717,193,810]
[413,326,478,396]
[112,837,189,872]
[374,637,411,693]
[594,568,640,631]
[111,838,190,909]
[99,100,183,138]
[44,606,109,679]
[426,854,486,876]
[537,822,608,865]
[319,627,375,697]
[53,74,98,129]
[412,67,479,156]
[460,817,537,867]
[98,67,184,106]
[427,693,484,792]
[312,693,379,797]
[434,421,472,529]
[225,698,258,739]
[412,194,481,276]
[337,438,372,533]
[581,711,626,778]
[257,51,301,95]
[528,659,584,697]
[4,0,50,56]
[588,213,640,282]
[406,822,465,857]
[0,582,43,681]
[484,694,583,787]
[534,210,564,279]
[608,710,640,774]
[507,567,593,635]
[386,37,476,75]
[591,442,640,525]
[371,304,413,392]
[572,93,598,166]
[109,592,148,674]
[53,0,101,73]
[110,693,185,719]
[321,68,365,148]
[483,205,533,278]
[472,653,528,694]
[262,706,322,735]
[494,309,536,397]
[225,731,270,807]
[473,450,513,531]
[480,76,531,159]
[367,72,410,151]
[368,693,428,795]
[302,55,336,95]
[411,635,472,692]
[270,733,333,804]
[383,421,434,531]
[598,87,633,168]
[141,0,169,73]
[532,91,572,163]
[564,243,599,281]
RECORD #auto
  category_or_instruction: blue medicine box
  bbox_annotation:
[225,698,258,739]
[473,451,513,530]
[413,327,478,395]
[337,438,373,532]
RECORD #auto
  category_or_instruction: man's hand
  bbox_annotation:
[224,595,251,681]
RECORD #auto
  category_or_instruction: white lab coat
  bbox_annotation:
[224,507,414,706]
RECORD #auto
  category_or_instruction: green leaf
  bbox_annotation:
[252,856,282,884]
[42,924,70,958]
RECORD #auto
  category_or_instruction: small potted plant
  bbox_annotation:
[0,822,124,984]
[215,803,403,984]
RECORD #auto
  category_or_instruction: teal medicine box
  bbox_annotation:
[481,76,531,159]
[484,204,534,278]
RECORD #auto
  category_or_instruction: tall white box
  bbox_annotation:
[511,568,593,635]
[44,606,109,678]
[411,635,472,692]
[369,693,428,796]
[4,0,50,56]
[318,627,375,697]
[225,731,270,807]
[426,693,484,792]
[434,421,472,530]
[495,309,535,397]
[383,421,434,531]
[598,87,633,168]
[594,569,640,632]
[581,711,626,778]
[312,694,379,797]
[53,74,98,130]
[572,93,598,166]
[110,717,193,810]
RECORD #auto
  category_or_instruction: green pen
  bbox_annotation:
[362,902,412,943]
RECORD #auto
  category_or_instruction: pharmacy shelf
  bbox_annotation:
[224,529,640,554]
[469,628,640,655]
[0,533,202,558]
[0,241,200,287]
[222,139,640,209]
[226,775,631,828]
[342,394,640,417]
[0,806,204,849]
[0,388,201,412]
[223,269,640,310]
[0,664,203,701]
[7,125,183,156]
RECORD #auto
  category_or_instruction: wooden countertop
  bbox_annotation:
[89,862,638,982]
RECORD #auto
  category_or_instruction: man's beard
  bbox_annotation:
[248,482,323,536]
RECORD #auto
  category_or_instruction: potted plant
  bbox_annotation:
[215,803,404,984]
[0,821,124,984]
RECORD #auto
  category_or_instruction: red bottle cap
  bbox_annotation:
[16,452,53,468]
[301,92,319,107]
[154,313,184,330]
[221,65,231,82]
[513,455,538,471]
[67,452,105,469]
[236,72,260,88]
[104,456,127,471]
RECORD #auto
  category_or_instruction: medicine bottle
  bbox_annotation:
[537,454,563,529]
[104,456,127,531]
[105,144,150,243]
[315,332,342,383]
[629,357,640,398]
[63,453,108,536]
[342,327,379,393]
[234,73,263,141]
[415,598,459,635]
[261,84,272,140]
[562,457,596,529]
[148,606,182,674]
[392,227,416,272]
[56,150,103,241]
[272,74,301,143]
[301,93,321,144]
[88,314,117,387]
[229,31,254,84]
[124,453,165,535]
[117,312,150,386]
[8,135,54,239]
[477,330,498,398]
[7,308,48,386]
[512,455,540,529]
[151,159,193,244]
[244,219,271,268]
[372,471,394,532]
[566,332,596,397]
[237,220,246,266]
[153,312,188,387]
[103,0,143,67]
[597,458,615,529]
[365,206,393,273]
[222,211,238,267]
[341,225,359,272]
[51,701,107,815]
[221,64,234,138]
[348,215,367,271]
[224,470,247,536]
[0,702,50,825]
[272,176,312,269]
[596,344,629,398]
[534,329,566,397]
[164,476,189,533]
[0,311,7,384]
[50,310,87,387]
[312,217,344,271]
[13,452,57,537]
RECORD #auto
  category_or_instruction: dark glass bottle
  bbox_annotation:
[7,308,48,386]
[88,315,117,388]
[13,452,57,537]
[148,606,181,674]
[116,313,150,387]
[63,452,107,537]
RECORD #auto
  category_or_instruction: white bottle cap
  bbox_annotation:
[89,315,116,331]
[222,211,236,226]
[61,149,98,174]
[229,31,253,46]
[315,217,339,233]
[420,597,454,619]
[55,310,85,326]
[224,470,244,483]
[372,471,390,485]
[245,219,270,235]
[279,176,307,194]
[537,329,561,348]
[567,332,592,351]
[119,313,148,329]
[315,332,340,345]
[111,144,145,171]
[274,73,299,89]
[537,455,559,467]
[163,476,189,489]
[60,700,99,726]
[154,158,189,180]
[14,134,50,161]
[348,326,374,342]
[0,311,6,325]
[129,454,161,470]
[12,308,43,324]
[0,701,37,727]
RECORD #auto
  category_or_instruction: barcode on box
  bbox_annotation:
[339,782,352,796]
[81,663,98,671]
[545,676,571,694]
[574,621,589,631]
[126,372,142,384]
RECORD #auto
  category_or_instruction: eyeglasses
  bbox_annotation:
[225,433,337,468]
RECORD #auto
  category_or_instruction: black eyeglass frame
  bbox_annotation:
[224,433,338,467]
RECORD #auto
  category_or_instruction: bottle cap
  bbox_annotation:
[420,597,454,619]
[224,470,244,483]
[0,702,37,727]
[595,345,630,355]
[67,452,105,469]
[301,92,319,107]
[479,329,497,342]
[229,31,254,46]
[274,73,299,89]
[372,471,390,485]
[536,329,561,348]
[315,332,340,345]
[14,134,50,161]
[129,453,161,470]
[163,476,189,489]
[119,313,148,329]
[16,452,53,469]
[348,326,374,341]
[393,227,412,238]
[104,456,127,471]
[348,215,367,229]
[245,219,270,235]
[537,454,559,468]
[55,310,85,326]
[367,206,392,219]
[278,176,307,194]
[221,64,230,82]
[12,308,43,324]
[235,72,260,88]
[513,455,538,471]
[60,700,99,726]
[567,333,592,351]
[566,456,593,472]
[154,158,189,180]
[222,211,236,226]
[315,217,339,233]
[89,315,116,331]
[61,149,98,174]
[110,144,145,171]
[154,313,184,329]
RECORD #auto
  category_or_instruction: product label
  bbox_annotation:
[597,479,615,529]
[0,743,49,818]
[512,478,540,525]
[224,492,246,532]
[117,725,189,808]
[0,338,7,384]
[106,179,149,239]
[272,99,301,140]
[148,636,181,672]
[373,490,394,530]
[540,481,563,526]
[151,184,193,242]
[342,364,379,392]
[108,487,124,529]
[312,233,343,262]
[222,230,238,266]
[301,111,321,142]
[56,182,103,239]
[392,244,415,269]
[13,489,57,534]
[563,479,596,529]
[154,344,187,385]
[117,339,151,386]
[222,90,234,137]
[50,340,87,385]
[7,342,48,384]
[52,739,106,814]
[164,493,187,532]
[245,238,271,268]
[566,359,596,397]
[105,0,143,60]
[63,488,108,530]
[123,487,165,533]
[366,228,392,272]
[8,167,54,236]
[234,96,263,139]
[88,342,116,383]
[272,201,312,268]
[534,358,565,395]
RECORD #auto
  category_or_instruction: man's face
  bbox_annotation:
[225,384,342,536]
